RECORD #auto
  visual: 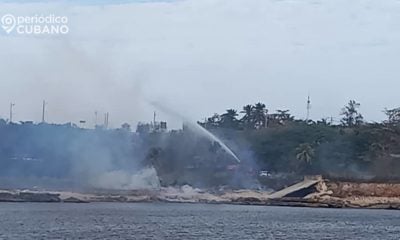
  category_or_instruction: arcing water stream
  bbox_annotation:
[150,101,241,163]
[184,121,241,163]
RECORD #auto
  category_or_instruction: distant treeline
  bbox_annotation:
[140,100,400,186]
[194,100,400,179]
[0,100,399,189]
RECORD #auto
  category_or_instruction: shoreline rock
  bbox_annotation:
[0,191,61,202]
[1,178,400,210]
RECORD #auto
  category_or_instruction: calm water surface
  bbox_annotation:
[0,203,399,239]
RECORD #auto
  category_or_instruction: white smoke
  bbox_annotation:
[90,167,160,190]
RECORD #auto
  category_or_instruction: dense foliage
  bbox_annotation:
[0,100,399,189]
[196,100,400,180]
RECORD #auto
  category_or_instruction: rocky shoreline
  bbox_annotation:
[1,177,400,210]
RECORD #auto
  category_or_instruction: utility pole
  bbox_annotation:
[94,111,98,127]
[9,103,15,123]
[104,112,109,129]
[107,113,109,128]
[306,94,311,121]
[41,100,46,123]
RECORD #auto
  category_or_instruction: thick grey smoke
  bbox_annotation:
[0,120,163,190]
[90,168,160,190]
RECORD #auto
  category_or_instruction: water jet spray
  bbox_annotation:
[149,101,241,163]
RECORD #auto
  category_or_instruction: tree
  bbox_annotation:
[220,109,239,128]
[205,113,221,128]
[340,100,364,127]
[383,107,400,125]
[253,102,267,128]
[296,143,315,164]
[317,118,331,126]
[276,109,294,122]
[240,104,254,129]
[121,123,131,132]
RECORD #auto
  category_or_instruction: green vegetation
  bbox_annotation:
[139,100,400,187]
[194,100,400,179]
[0,100,399,189]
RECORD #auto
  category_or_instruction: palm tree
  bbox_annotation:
[296,143,315,164]
[341,100,364,127]
[240,104,254,129]
[253,102,267,128]
[220,109,239,129]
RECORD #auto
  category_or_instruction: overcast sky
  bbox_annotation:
[0,0,399,128]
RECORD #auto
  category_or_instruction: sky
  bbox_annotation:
[0,0,399,129]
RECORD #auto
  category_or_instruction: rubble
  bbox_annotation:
[1,177,400,210]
